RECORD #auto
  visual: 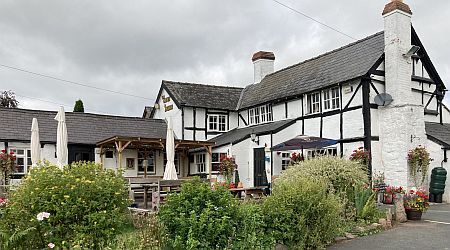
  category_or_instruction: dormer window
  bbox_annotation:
[249,104,273,125]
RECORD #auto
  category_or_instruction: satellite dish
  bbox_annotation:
[374,93,393,106]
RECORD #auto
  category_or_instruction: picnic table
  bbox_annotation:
[229,186,267,199]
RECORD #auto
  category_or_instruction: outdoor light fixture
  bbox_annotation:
[403,45,420,58]
[251,133,259,144]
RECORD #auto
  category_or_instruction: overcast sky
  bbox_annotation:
[0,0,449,117]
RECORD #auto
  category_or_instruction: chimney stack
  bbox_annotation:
[252,51,275,83]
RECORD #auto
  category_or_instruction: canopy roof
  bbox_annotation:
[96,136,214,151]
[272,135,338,151]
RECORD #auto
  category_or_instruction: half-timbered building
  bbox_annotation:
[151,0,450,201]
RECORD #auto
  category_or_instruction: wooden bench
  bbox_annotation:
[229,186,267,200]
[152,179,190,211]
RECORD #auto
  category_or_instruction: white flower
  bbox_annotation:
[37,212,51,221]
[48,243,55,248]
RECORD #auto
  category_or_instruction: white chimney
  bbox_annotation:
[383,0,413,105]
[379,0,427,189]
[252,51,275,83]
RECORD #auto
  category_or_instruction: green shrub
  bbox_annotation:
[354,187,379,222]
[263,174,343,249]
[1,161,129,249]
[232,202,274,250]
[159,178,239,249]
[287,156,368,219]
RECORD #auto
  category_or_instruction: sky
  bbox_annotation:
[0,0,449,117]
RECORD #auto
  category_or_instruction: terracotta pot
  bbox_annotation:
[237,182,243,188]
[405,208,423,220]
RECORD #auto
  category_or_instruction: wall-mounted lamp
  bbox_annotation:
[411,134,419,143]
[403,45,420,58]
[251,133,259,144]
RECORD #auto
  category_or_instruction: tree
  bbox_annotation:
[73,99,85,112]
[0,90,19,108]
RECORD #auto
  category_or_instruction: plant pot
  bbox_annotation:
[405,209,423,220]
[383,193,393,204]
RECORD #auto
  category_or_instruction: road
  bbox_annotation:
[329,204,450,250]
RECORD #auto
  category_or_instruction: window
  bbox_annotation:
[105,150,114,158]
[208,114,227,132]
[323,87,340,111]
[306,92,320,114]
[164,153,180,174]
[306,148,337,159]
[249,104,273,125]
[10,148,31,175]
[196,154,206,173]
[281,153,291,171]
[212,153,227,172]
[137,150,156,175]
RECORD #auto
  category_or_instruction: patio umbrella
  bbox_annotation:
[30,118,41,167]
[163,117,178,180]
[54,106,68,168]
[272,135,338,152]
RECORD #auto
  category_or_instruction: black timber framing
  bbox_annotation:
[204,108,208,139]
[362,77,372,179]
[284,102,288,118]
[227,110,230,131]
[238,113,248,126]
[319,90,323,138]
[193,107,196,141]
[339,84,344,157]
[301,97,304,134]
[181,106,185,140]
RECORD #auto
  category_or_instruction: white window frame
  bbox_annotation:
[323,87,340,111]
[249,104,273,125]
[196,154,206,173]
[10,148,31,175]
[306,147,338,159]
[281,152,291,171]
[212,152,227,172]
[306,92,321,114]
[208,114,227,132]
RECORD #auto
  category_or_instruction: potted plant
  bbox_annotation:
[384,186,404,204]
[404,189,429,220]
[407,146,432,188]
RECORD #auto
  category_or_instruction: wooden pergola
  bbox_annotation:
[96,136,215,179]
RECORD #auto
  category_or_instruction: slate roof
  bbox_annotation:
[163,80,244,110]
[239,31,385,109]
[209,119,296,147]
[0,108,167,145]
[425,122,450,148]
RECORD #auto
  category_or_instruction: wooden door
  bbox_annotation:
[254,148,268,187]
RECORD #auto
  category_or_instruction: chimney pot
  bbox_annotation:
[383,0,412,15]
[252,51,275,62]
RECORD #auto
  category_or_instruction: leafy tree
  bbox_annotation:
[0,90,19,108]
[73,99,85,112]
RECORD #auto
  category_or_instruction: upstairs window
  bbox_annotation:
[208,114,227,132]
[323,87,340,111]
[306,92,320,114]
[249,104,273,125]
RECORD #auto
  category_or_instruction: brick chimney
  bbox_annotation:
[252,51,275,83]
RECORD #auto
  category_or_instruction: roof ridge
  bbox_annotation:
[264,31,384,78]
[162,79,244,90]
[0,107,165,122]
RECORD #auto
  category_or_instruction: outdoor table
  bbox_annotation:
[229,186,267,199]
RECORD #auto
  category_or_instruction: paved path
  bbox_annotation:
[329,204,450,250]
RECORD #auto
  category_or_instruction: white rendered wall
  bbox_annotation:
[152,88,181,138]
[427,140,450,203]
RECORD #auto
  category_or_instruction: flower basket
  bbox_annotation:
[383,193,393,204]
[405,208,422,220]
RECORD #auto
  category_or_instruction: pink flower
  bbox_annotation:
[48,243,55,248]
